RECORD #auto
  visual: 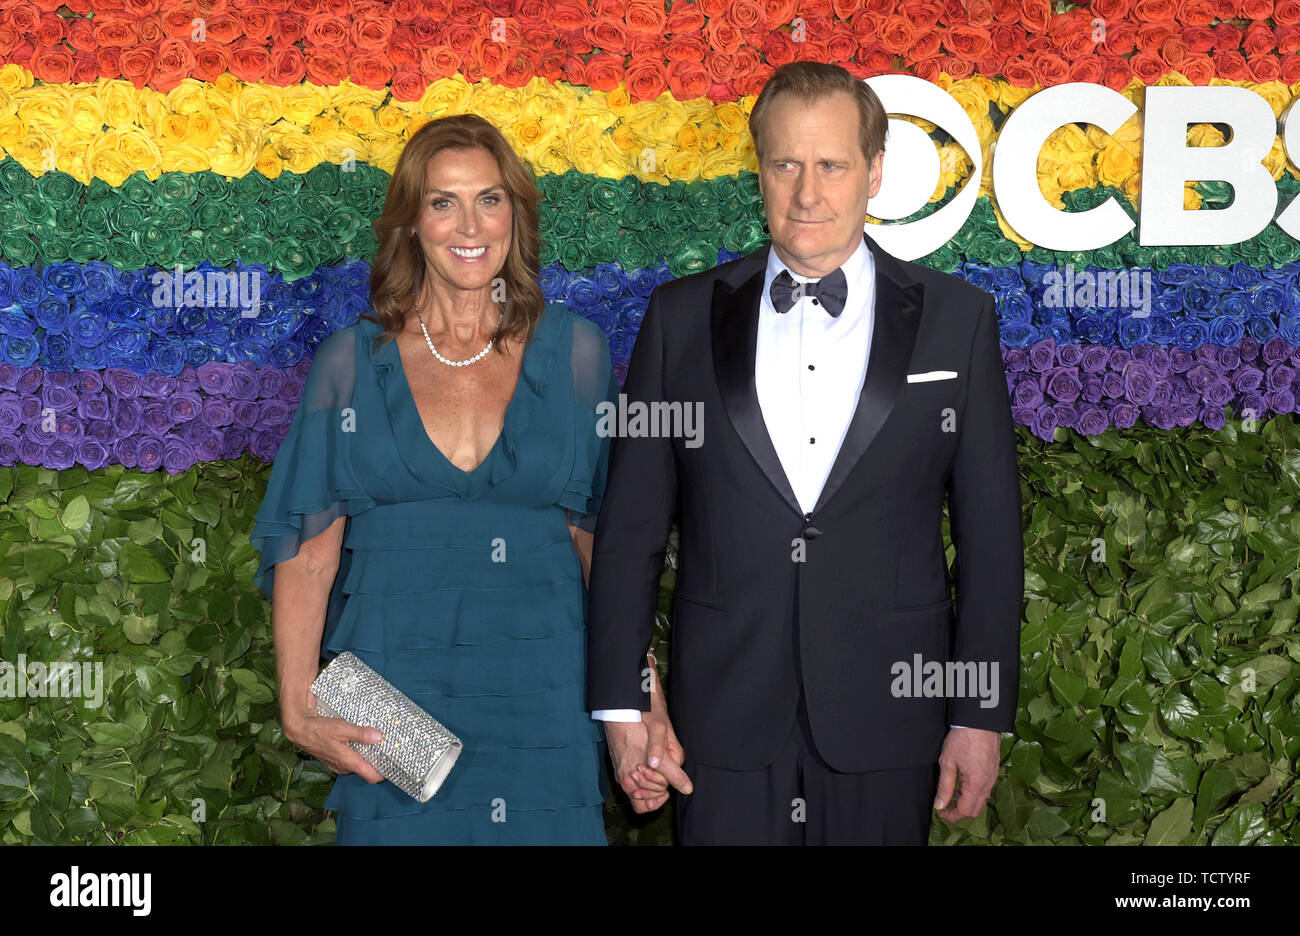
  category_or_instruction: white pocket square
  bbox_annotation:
[907,370,958,383]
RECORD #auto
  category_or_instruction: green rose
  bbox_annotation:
[589,176,630,214]
[68,233,107,265]
[0,201,28,232]
[194,170,229,201]
[109,202,149,236]
[0,231,37,265]
[736,172,762,207]
[203,232,238,269]
[559,238,586,271]
[324,206,365,245]
[231,171,272,205]
[195,200,225,230]
[175,231,207,269]
[271,237,317,279]
[156,172,197,207]
[723,217,766,255]
[119,172,155,206]
[36,170,82,207]
[109,241,147,270]
[304,161,340,195]
[616,231,655,270]
[0,158,35,195]
[988,239,1022,267]
[668,238,715,278]
[349,228,379,263]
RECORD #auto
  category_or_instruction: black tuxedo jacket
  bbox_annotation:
[586,229,1024,772]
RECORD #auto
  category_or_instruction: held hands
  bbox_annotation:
[603,657,693,813]
[933,725,1001,822]
[282,686,386,785]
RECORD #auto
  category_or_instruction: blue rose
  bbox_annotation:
[14,270,45,307]
[592,263,625,300]
[997,287,1035,325]
[626,267,658,300]
[1117,314,1151,348]
[1209,315,1247,346]
[42,262,85,297]
[82,261,120,304]
[1151,291,1182,316]
[1249,284,1287,317]
[999,322,1036,347]
[0,305,36,338]
[1246,316,1278,341]
[1,333,40,367]
[1228,262,1261,289]
[1157,263,1201,286]
[104,323,150,356]
[564,277,602,316]
[68,309,108,347]
[1173,319,1209,352]
[1177,280,1219,317]
[539,265,568,301]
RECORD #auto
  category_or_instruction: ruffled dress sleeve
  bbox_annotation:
[562,310,618,534]
[250,325,376,599]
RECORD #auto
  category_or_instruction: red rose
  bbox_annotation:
[880,16,917,54]
[122,0,162,14]
[1213,50,1249,80]
[586,17,627,55]
[0,24,18,57]
[910,29,942,59]
[450,0,484,16]
[1099,21,1138,55]
[97,46,121,80]
[978,54,1006,76]
[704,50,734,82]
[1280,53,1300,82]
[1059,29,1098,60]
[736,60,775,98]
[1100,55,1133,91]
[193,43,230,83]
[93,14,137,47]
[1277,0,1300,23]
[73,50,99,84]
[849,10,882,42]
[668,1,707,32]
[32,45,74,83]
[1136,22,1177,53]
[1133,0,1178,19]
[667,59,710,99]
[1278,25,1300,53]
[912,56,942,82]
[6,3,39,33]
[763,32,798,67]
[269,45,306,85]
[352,13,393,51]
[517,0,549,24]
[1242,24,1275,56]
[580,53,620,90]
[1031,50,1069,85]
[1021,0,1051,34]
[153,37,195,92]
[348,50,393,90]
[65,17,97,52]
[627,34,665,59]
[966,0,995,26]
[304,47,346,85]
[667,34,709,62]
[593,0,627,16]
[864,0,894,14]
[1177,0,1216,22]
[202,13,243,45]
[904,2,943,29]
[1067,54,1105,82]
[992,23,1026,56]
[118,47,155,89]
[860,41,894,74]
[1239,0,1274,19]
[1247,54,1280,80]
[944,0,965,22]
[304,14,349,48]
[944,24,993,59]
[1179,53,1215,82]
[1183,27,1216,52]
[1091,0,1132,19]
[829,0,858,19]
[228,40,270,83]
[536,48,567,81]
[1129,50,1168,83]
[419,45,460,82]
[730,45,765,93]
[32,11,65,49]
[159,7,195,39]
[498,48,536,88]
[444,23,478,54]
[239,6,275,42]
[827,25,858,62]
[625,56,667,102]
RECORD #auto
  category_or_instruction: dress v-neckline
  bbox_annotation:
[392,327,530,478]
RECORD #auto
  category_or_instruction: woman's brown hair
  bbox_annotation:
[364,113,544,353]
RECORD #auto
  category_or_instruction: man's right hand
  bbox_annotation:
[603,682,693,814]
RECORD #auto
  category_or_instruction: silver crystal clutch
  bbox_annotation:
[310,651,463,802]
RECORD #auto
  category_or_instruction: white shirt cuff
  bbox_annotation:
[591,709,643,722]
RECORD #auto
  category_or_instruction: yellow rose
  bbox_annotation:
[606,85,631,117]
[623,98,685,158]
[1264,135,1288,180]
[563,120,606,175]
[87,128,159,186]
[367,134,407,175]
[329,81,387,112]
[699,123,724,150]
[338,103,377,137]
[521,83,575,134]
[937,142,971,198]
[471,82,524,129]
[158,112,189,145]
[1154,71,1191,88]
[700,146,744,178]
[511,117,548,151]
[183,110,224,150]
[255,148,284,179]
[375,104,406,136]
[0,64,33,96]
[1186,122,1225,148]
[6,126,48,175]
[418,76,472,119]
[0,88,14,122]
[54,146,88,184]
[14,85,74,135]
[69,90,104,136]
[160,141,213,174]
[1097,140,1140,188]
[947,80,990,127]
[317,130,367,167]
[272,129,325,175]
[209,127,262,177]
[281,84,331,126]
[211,72,242,101]
[715,101,747,134]
[1184,183,1201,210]
[163,79,210,116]
[1250,80,1289,119]
[663,148,704,182]
[998,83,1037,110]
[234,84,283,126]
[609,122,640,154]
[674,122,702,153]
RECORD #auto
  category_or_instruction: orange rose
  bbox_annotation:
[668,60,710,99]
[1277,0,1300,23]
[352,13,394,51]
[726,0,765,31]
[944,55,975,79]
[137,14,163,45]
[1247,53,1281,80]
[587,17,628,55]
[582,53,623,90]
[1031,50,1069,85]
[119,47,155,89]
[992,23,1026,56]
[943,24,993,59]
[1021,0,1051,34]
[667,34,709,62]
[305,14,349,48]
[910,29,942,59]
[160,7,195,39]
[1092,0,1132,19]
[978,54,1005,76]
[517,0,549,24]
[1060,30,1097,59]
[202,12,244,45]
[74,50,99,83]
[732,47,770,96]
[419,0,450,17]
[1179,53,1215,82]
[269,45,306,85]
[388,33,420,68]
[153,36,195,92]
[1134,0,1178,18]
[905,2,942,29]
[881,16,918,54]
[1239,0,1274,19]
[1003,59,1038,87]
[1183,26,1216,52]
[774,0,802,22]
[444,23,478,54]
[387,65,422,102]
[193,44,230,83]
[704,50,735,82]
[628,0,668,34]
[450,0,484,17]
[1100,21,1138,55]
[472,37,508,79]
[848,10,882,42]
[668,1,707,32]
[97,46,121,80]
[1177,0,1215,21]
[991,0,1021,22]
[33,10,65,48]
[864,0,894,14]
[304,47,347,85]
[33,45,74,83]
[1279,25,1300,53]
[1242,23,1276,56]
[1213,50,1248,80]
[66,17,96,52]
[1068,54,1104,82]
[628,34,665,59]
[860,42,894,74]
[7,3,39,33]
[1210,22,1240,51]
[271,12,306,47]
[704,18,744,54]
[1137,22,1177,53]
[536,47,567,81]
[913,56,942,83]
[1280,53,1300,82]
[966,0,995,26]
[1100,55,1131,90]
[93,14,138,47]
[229,40,271,83]
[626,56,667,102]
[419,46,460,82]
[763,32,799,67]
[239,6,275,42]
[502,48,537,87]
[122,0,162,15]
[410,18,438,43]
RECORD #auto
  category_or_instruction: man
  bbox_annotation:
[586,62,1024,845]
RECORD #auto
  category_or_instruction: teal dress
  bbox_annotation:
[251,302,617,845]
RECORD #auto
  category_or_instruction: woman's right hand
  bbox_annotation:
[282,688,386,784]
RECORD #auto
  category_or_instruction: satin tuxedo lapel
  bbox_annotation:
[710,230,925,518]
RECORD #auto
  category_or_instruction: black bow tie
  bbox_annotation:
[769,267,848,317]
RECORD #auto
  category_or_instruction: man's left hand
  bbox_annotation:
[933,726,1000,822]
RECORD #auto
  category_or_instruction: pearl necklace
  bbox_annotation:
[418,311,502,367]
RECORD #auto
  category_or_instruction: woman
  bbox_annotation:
[250,114,617,844]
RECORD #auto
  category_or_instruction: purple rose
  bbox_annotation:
[1175,403,1198,426]
[221,427,251,460]
[196,361,232,394]
[1262,337,1289,366]
[1206,378,1234,406]
[1200,404,1227,431]
[255,399,291,429]
[136,436,164,472]
[18,437,42,465]
[103,368,141,399]
[232,401,260,428]
[1044,366,1082,403]
[1186,364,1219,394]
[1082,376,1106,403]
[257,369,286,399]
[1111,402,1139,428]
[0,364,19,391]
[166,391,204,423]
[195,429,224,462]
[251,427,284,461]
[1266,364,1294,391]
[1240,337,1261,361]
[1107,348,1131,371]
[1032,403,1059,442]
[112,398,142,435]
[1028,339,1056,373]
[1183,346,1209,368]
[1266,388,1296,414]
[141,402,173,437]
[1150,347,1171,376]
[1013,378,1043,408]
[20,396,41,424]
[1053,403,1078,428]
[1151,381,1173,406]
[1218,346,1241,371]
[45,371,75,389]
[88,419,113,443]
[1076,404,1108,435]
[1122,361,1158,405]
[0,393,20,431]
[1239,392,1266,420]
[1080,346,1110,374]
[113,435,140,468]
[77,392,111,421]
[1102,372,1125,398]
[1058,343,1084,367]
[0,433,17,464]
[1149,407,1178,430]
[162,438,197,473]
[1011,406,1036,429]
[77,438,110,471]
[1004,348,1030,372]
[15,366,42,394]
[139,374,178,399]
[177,370,200,393]
[55,412,84,442]
[44,439,75,470]
[281,376,304,403]
[201,399,235,428]
[1232,367,1264,393]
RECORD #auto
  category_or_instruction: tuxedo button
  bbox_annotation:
[803,525,821,540]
